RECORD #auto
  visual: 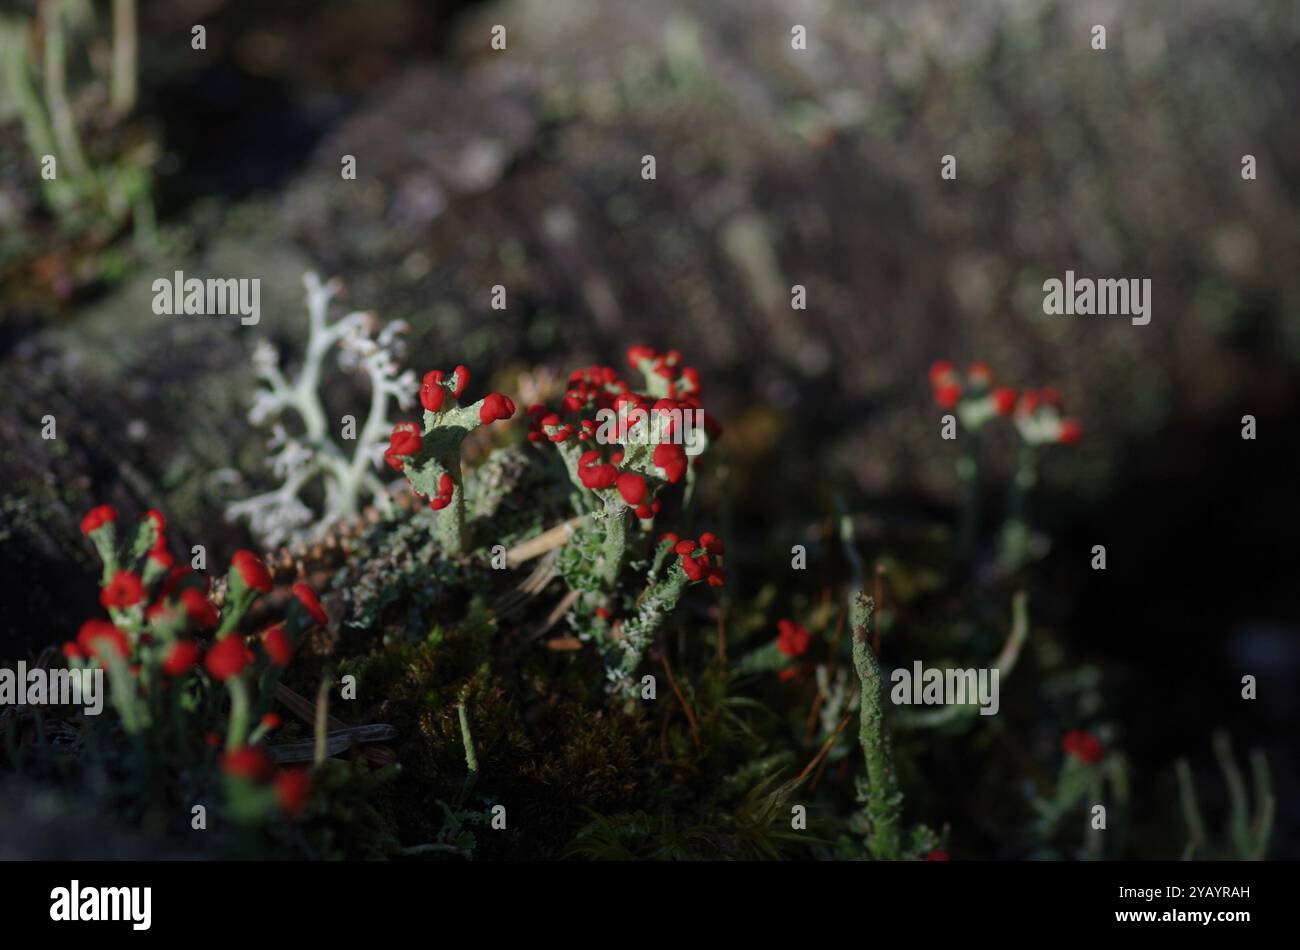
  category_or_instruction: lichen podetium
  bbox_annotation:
[850,592,902,860]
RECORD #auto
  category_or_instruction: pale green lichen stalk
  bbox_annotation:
[608,557,690,694]
[850,592,903,860]
[1176,731,1274,861]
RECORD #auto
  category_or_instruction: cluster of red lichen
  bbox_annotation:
[72,505,324,819]
[528,346,720,523]
[929,360,1081,445]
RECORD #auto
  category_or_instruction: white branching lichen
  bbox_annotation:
[226,272,417,546]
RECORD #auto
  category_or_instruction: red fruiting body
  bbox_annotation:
[80,504,117,535]
[934,383,962,409]
[158,568,186,599]
[776,619,811,658]
[578,450,619,490]
[479,392,516,425]
[146,508,166,534]
[595,607,611,621]
[1039,386,1061,407]
[541,413,574,443]
[180,588,219,629]
[925,850,951,861]
[262,624,293,667]
[992,387,1018,415]
[61,642,83,660]
[668,534,728,587]
[652,442,687,484]
[1058,418,1082,445]
[680,554,706,582]
[162,640,201,677]
[659,532,680,545]
[626,345,655,369]
[616,472,647,506]
[419,370,446,412]
[385,422,423,471]
[148,548,174,570]
[1018,391,1040,415]
[967,362,993,385]
[452,365,470,398]
[292,582,329,625]
[261,712,282,730]
[76,620,129,661]
[928,361,955,387]
[1062,729,1104,765]
[100,571,145,609]
[221,745,275,782]
[205,634,251,681]
[275,768,312,816]
[698,532,724,556]
[427,472,455,511]
[231,550,273,593]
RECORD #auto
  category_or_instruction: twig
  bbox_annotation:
[313,675,330,767]
[660,645,701,751]
[504,517,583,566]
[795,710,853,786]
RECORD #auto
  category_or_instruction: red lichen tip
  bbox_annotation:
[419,370,446,412]
[992,387,1018,416]
[80,504,117,535]
[221,745,275,782]
[776,619,811,658]
[262,624,293,667]
[76,620,129,662]
[100,570,145,609]
[928,360,955,387]
[275,768,312,817]
[616,472,647,506]
[162,640,201,677]
[452,365,470,399]
[1062,729,1104,764]
[1058,418,1083,445]
[205,634,252,681]
[385,422,423,471]
[652,442,687,484]
[292,582,329,626]
[180,587,219,629]
[479,392,516,425]
[934,383,962,410]
[427,472,455,511]
[231,550,273,594]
